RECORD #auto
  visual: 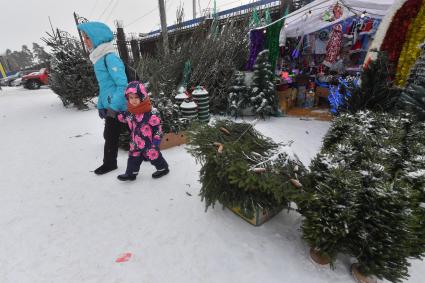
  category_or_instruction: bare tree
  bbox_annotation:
[176,1,185,29]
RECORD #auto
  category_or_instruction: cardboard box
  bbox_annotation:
[315,86,329,106]
[229,205,284,226]
[277,89,293,114]
[160,132,187,150]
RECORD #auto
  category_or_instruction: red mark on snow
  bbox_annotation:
[115,252,132,263]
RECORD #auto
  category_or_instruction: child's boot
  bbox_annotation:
[117,156,141,181]
[117,173,137,181]
[151,154,169,178]
[152,168,169,179]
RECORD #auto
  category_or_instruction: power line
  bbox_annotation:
[124,6,159,28]
[98,0,114,20]
[89,0,99,18]
[105,0,120,22]
[124,0,174,29]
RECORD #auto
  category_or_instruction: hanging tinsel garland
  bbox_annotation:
[265,21,284,72]
[246,29,266,71]
[395,2,425,86]
[380,0,423,63]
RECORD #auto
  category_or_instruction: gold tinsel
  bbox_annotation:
[395,3,425,86]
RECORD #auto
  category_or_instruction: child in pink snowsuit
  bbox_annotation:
[116,81,169,181]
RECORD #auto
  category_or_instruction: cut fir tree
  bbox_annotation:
[43,32,98,110]
[185,119,305,222]
[250,50,279,118]
[301,111,425,283]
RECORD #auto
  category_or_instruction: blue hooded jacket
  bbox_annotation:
[77,22,128,111]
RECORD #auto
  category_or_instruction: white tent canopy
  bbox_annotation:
[279,0,395,37]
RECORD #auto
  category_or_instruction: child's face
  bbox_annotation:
[82,32,93,50]
[128,93,141,106]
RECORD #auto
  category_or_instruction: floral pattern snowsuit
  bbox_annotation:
[117,110,163,161]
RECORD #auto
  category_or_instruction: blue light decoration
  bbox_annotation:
[328,76,360,114]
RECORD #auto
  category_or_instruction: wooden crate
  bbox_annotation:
[229,205,284,226]
[160,132,187,150]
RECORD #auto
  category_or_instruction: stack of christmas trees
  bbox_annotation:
[301,111,425,282]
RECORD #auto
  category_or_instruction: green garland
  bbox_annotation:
[265,21,283,72]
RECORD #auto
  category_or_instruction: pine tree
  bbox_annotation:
[43,32,98,110]
[250,50,278,118]
[227,71,249,118]
[151,91,189,134]
[339,51,399,114]
[32,42,51,65]
[301,111,425,283]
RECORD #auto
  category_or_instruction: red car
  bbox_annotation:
[22,68,49,89]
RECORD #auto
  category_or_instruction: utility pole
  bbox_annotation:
[73,12,87,56]
[193,0,197,18]
[158,0,169,54]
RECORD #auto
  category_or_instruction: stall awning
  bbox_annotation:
[265,0,395,37]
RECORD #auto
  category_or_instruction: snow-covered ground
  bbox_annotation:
[0,87,423,283]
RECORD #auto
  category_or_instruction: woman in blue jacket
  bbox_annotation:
[78,22,128,175]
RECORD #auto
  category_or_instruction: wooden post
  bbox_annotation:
[158,0,169,54]
[130,39,140,64]
[115,21,130,64]
[73,12,87,56]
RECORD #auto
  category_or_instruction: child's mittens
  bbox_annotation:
[98,109,107,119]
[117,113,125,122]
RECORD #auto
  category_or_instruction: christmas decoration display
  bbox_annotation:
[227,71,250,118]
[395,3,425,86]
[250,50,279,118]
[407,43,425,87]
[192,86,210,123]
[265,21,284,72]
[301,111,425,283]
[186,119,304,223]
[400,41,425,121]
[180,100,198,120]
[43,32,98,110]
[174,86,189,106]
[365,0,425,86]
[249,7,261,28]
[246,29,266,71]
[323,24,343,67]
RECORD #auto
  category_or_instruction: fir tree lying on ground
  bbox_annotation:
[301,111,425,283]
[186,119,304,215]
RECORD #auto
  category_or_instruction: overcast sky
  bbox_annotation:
[0,0,253,54]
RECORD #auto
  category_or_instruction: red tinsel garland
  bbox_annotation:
[381,0,423,63]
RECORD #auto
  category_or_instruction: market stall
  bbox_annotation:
[246,0,395,115]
